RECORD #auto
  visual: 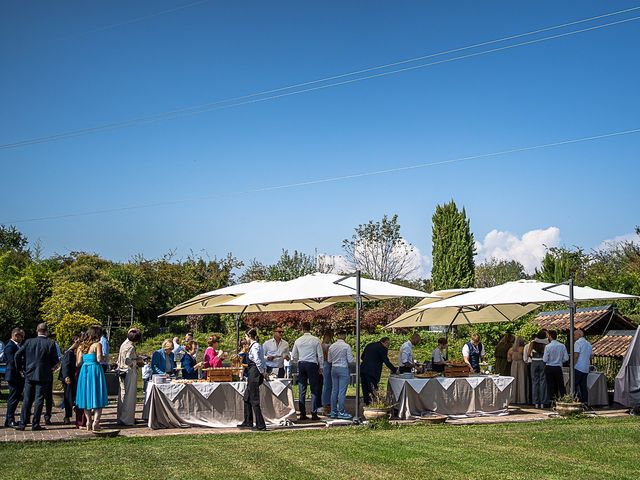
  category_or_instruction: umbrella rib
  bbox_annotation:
[491,304,514,322]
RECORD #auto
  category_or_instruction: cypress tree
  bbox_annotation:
[431,200,476,290]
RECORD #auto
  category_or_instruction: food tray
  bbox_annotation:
[444,364,471,378]
[204,367,244,382]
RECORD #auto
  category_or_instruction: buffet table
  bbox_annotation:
[562,371,608,406]
[388,375,515,418]
[143,379,296,429]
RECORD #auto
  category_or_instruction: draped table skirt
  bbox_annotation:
[143,379,296,429]
[562,371,609,406]
[388,375,515,418]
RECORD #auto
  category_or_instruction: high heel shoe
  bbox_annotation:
[92,421,101,431]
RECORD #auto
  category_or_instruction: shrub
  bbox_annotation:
[55,312,100,349]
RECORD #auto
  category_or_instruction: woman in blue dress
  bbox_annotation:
[76,326,108,431]
[180,341,199,380]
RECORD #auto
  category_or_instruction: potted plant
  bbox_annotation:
[363,389,394,421]
[554,394,583,417]
[52,377,65,405]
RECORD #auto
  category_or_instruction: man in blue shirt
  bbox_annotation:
[573,329,593,404]
[100,333,110,372]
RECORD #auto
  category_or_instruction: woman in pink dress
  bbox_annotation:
[201,335,224,370]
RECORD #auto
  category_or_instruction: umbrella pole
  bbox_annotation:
[569,278,576,397]
[235,306,247,353]
[354,270,362,423]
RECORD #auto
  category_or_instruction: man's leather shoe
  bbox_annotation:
[251,426,267,431]
[298,415,309,421]
[44,419,53,426]
[311,413,320,421]
[4,421,17,428]
[236,423,251,428]
[13,424,25,431]
[32,425,47,431]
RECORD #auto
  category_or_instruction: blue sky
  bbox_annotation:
[1,1,639,276]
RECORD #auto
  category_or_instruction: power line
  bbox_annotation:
[60,0,211,39]
[4,126,639,224]
[2,7,639,150]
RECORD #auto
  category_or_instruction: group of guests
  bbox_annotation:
[285,322,355,421]
[2,323,118,431]
[4,322,593,433]
[494,328,593,406]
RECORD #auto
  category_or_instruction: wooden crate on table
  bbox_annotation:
[444,363,471,378]
[204,367,243,382]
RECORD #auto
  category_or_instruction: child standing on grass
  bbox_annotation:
[142,358,152,396]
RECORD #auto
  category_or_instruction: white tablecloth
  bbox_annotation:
[388,375,514,418]
[562,371,608,406]
[143,380,296,429]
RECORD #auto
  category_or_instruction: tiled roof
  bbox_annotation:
[535,307,610,331]
[534,305,636,333]
[592,334,633,358]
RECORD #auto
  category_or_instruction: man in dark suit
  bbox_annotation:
[14,323,60,431]
[360,336,397,405]
[3,328,25,427]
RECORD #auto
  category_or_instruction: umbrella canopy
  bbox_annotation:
[160,281,336,317]
[160,281,276,317]
[219,271,433,423]
[386,280,638,328]
[385,288,475,328]
[221,272,436,308]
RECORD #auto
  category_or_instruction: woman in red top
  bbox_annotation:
[201,335,224,369]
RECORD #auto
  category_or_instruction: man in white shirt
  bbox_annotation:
[462,334,485,373]
[291,322,323,421]
[431,337,448,372]
[262,326,290,378]
[542,329,569,401]
[573,329,593,404]
[398,333,421,373]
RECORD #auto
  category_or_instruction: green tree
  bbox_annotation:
[40,281,101,328]
[342,214,417,281]
[431,200,476,290]
[0,225,29,254]
[535,246,588,284]
[584,229,640,315]
[0,227,60,338]
[475,258,527,287]
[266,249,317,281]
[55,312,100,349]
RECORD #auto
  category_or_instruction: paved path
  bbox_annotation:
[0,401,629,443]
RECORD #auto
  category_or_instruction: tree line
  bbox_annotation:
[1,202,638,345]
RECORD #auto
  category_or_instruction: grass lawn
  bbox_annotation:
[1,417,639,479]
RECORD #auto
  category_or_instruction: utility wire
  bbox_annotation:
[60,0,210,39]
[2,7,640,150]
[4,126,639,224]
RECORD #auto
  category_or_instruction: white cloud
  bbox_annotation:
[318,238,431,280]
[596,232,640,251]
[475,227,561,274]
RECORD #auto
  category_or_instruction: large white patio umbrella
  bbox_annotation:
[385,288,476,328]
[221,271,436,421]
[159,281,278,317]
[387,279,638,395]
[159,280,336,351]
[388,280,636,327]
